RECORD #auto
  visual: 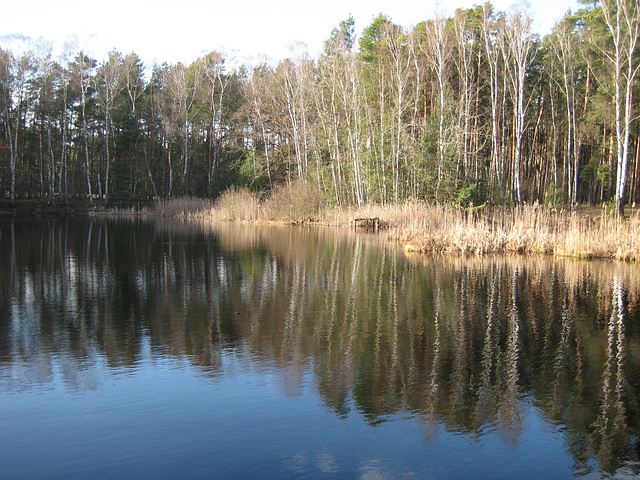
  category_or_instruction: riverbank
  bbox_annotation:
[106,187,640,262]
[0,198,97,217]
[391,203,640,261]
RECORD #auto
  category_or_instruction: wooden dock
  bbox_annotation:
[351,217,380,231]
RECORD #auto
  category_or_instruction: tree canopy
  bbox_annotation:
[1,1,639,212]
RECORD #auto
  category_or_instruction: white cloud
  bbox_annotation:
[2,0,580,67]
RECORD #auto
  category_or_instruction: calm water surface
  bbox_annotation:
[1,218,640,479]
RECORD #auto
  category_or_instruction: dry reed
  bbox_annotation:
[263,181,323,223]
[109,191,640,262]
[209,187,261,221]
[153,196,213,217]
[389,202,640,261]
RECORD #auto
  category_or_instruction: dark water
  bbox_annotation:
[1,218,640,479]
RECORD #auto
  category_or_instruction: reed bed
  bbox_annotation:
[389,203,640,261]
[108,188,640,261]
[105,196,214,217]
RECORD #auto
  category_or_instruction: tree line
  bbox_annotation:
[1,0,639,213]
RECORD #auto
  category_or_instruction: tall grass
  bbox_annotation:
[154,196,213,217]
[390,202,640,261]
[263,181,323,223]
[323,201,640,261]
[110,189,640,261]
[210,187,261,221]
[103,196,213,217]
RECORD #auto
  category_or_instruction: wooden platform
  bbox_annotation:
[351,217,380,231]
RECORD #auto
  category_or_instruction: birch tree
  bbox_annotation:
[0,49,16,203]
[31,51,57,200]
[360,14,392,204]
[501,6,536,206]
[161,61,202,193]
[200,51,227,192]
[122,52,155,196]
[549,15,581,206]
[247,64,273,186]
[71,52,97,204]
[55,43,77,199]
[95,50,126,203]
[598,0,640,215]
[421,15,451,198]
[274,52,313,182]
[0,49,35,204]
[318,16,366,205]
[453,8,479,182]
[482,5,506,199]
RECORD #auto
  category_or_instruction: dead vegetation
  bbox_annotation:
[108,187,640,262]
[390,203,640,261]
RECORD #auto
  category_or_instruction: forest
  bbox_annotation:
[1,0,639,214]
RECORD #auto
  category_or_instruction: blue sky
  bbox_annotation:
[2,0,580,67]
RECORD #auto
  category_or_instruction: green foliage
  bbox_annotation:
[1,2,639,210]
[456,182,486,207]
[597,164,611,189]
[600,195,618,214]
[237,151,270,192]
[579,163,595,183]
[544,182,567,208]
[359,14,391,64]
[579,163,596,201]
[106,191,154,208]
[208,146,248,198]
[323,16,356,56]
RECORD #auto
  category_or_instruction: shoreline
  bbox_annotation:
[104,194,640,263]
[5,194,638,262]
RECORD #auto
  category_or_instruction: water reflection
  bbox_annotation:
[1,218,640,476]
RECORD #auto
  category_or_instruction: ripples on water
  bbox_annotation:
[1,218,639,479]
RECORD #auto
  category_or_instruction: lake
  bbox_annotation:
[1,217,639,479]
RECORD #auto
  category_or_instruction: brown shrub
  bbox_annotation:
[214,187,261,221]
[264,181,323,223]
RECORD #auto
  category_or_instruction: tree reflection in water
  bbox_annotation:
[1,218,639,475]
